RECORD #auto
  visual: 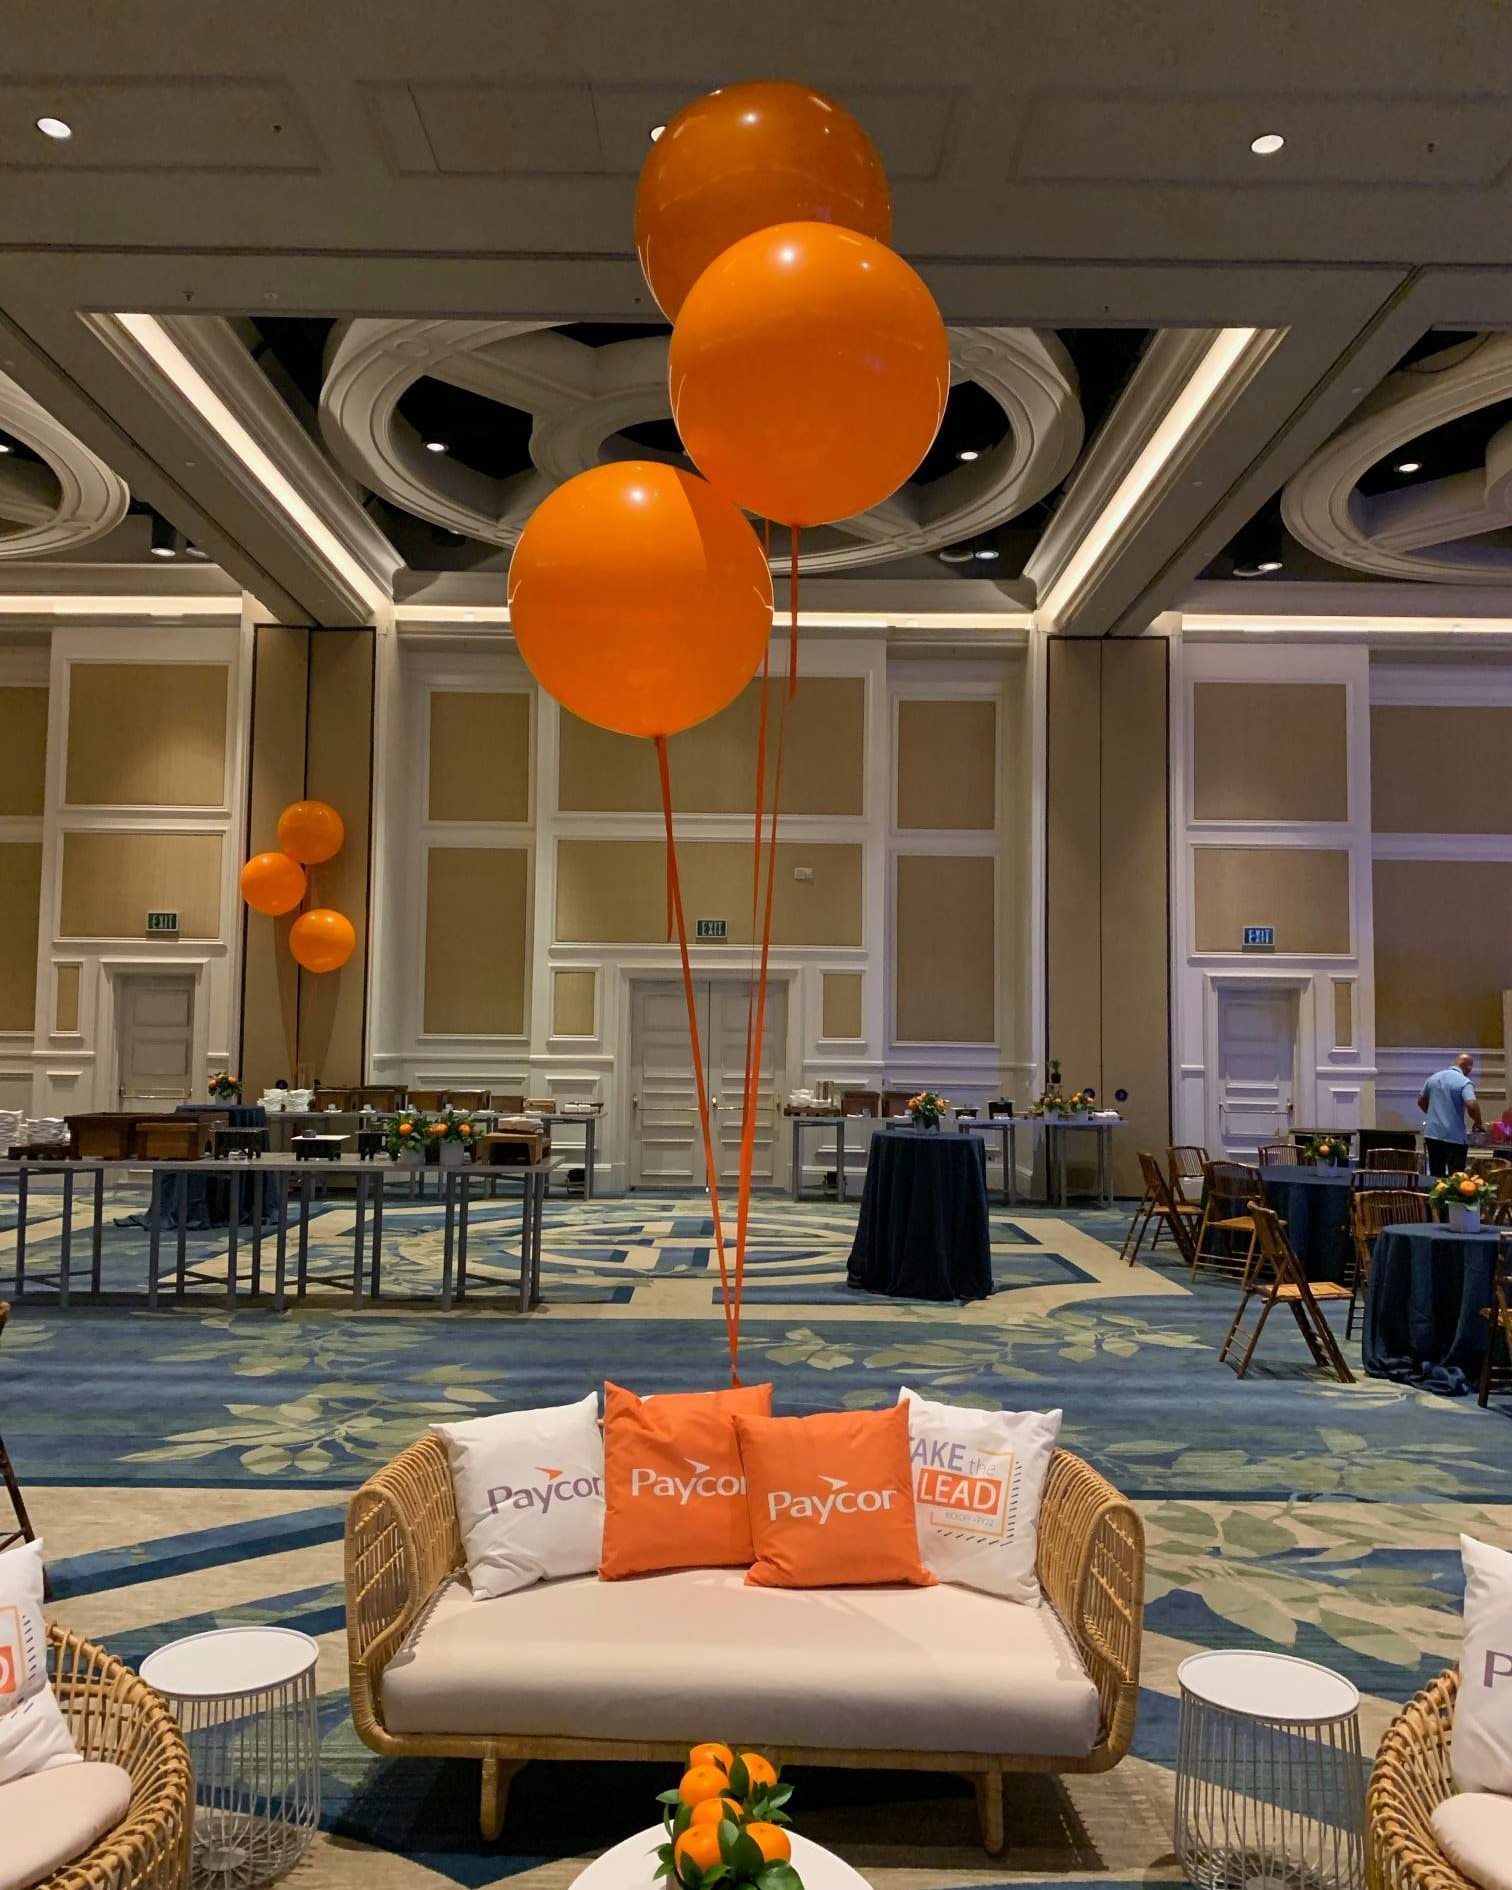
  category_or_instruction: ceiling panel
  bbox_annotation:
[366,80,603,176]
[0,79,321,172]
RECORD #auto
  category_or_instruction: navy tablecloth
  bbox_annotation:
[1259,1163,1357,1284]
[130,1105,275,1230]
[1362,1224,1500,1396]
[847,1128,993,1302]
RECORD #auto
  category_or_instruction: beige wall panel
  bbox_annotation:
[558,677,864,816]
[0,842,41,1032]
[1193,682,1348,823]
[299,633,373,1083]
[1100,643,1170,1192]
[1046,643,1104,1086]
[1193,847,1351,955]
[54,963,80,1034]
[424,847,527,1035]
[896,699,996,830]
[65,663,228,807]
[1374,859,1512,1045]
[552,967,597,1038]
[822,970,864,1040]
[1372,705,1512,834]
[896,854,995,1042]
[239,628,308,1098]
[556,840,862,946]
[1333,978,1354,1049]
[0,687,48,817]
[429,692,530,823]
[59,832,222,940]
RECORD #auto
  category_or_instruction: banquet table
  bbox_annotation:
[846,1127,993,1301]
[146,1104,276,1229]
[1362,1222,1502,1396]
[1258,1161,1425,1285]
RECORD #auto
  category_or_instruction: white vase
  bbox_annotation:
[438,1140,469,1169]
[1446,1201,1481,1232]
[395,1147,424,1168]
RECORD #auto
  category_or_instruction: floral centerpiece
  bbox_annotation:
[384,1113,425,1163]
[208,1072,241,1102]
[657,1742,800,1890]
[1067,1088,1096,1119]
[1304,1132,1349,1167]
[427,1108,479,1167]
[1429,1169,1493,1230]
[907,1090,949,1130]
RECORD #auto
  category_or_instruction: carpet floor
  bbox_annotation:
[2,1178,1507,1890]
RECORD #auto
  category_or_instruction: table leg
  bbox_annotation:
[370,1174,383,1302]
[91,1168,103,1295]
[532,1170,546,1306]
[273,1172,290,1313]
[837,1119,847,1204]
[175,1181,188,1298]
[352,1171,368,1310]
[249,1169,263,1298]
[296,1181,311,1299]
[14,1166,26,1300]
[457,1173,471,1303]
[225,1170,240,1309]
[585,1119,595,1200]
[59,1168,73,1307]
[518,1176,532,1314]
[440,1169,455,1311]
[147,1170,162,1309]
[790,1118,800,1201]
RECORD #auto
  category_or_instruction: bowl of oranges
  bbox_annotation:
[655,1742,800,1890]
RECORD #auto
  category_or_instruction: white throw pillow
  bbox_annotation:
[1432,1794,1512,1890]
[433,1393,605,1600]
[1454,1534,1512,1795]
[898,1389,1061,1605]
[0,1539,79,1786]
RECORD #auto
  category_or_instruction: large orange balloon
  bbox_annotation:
[507,462,773,739]
[669,222,950,527]
[636,80,892,320]
[240,850,307,917]
[278,800,344,865]
[289,908,356,974]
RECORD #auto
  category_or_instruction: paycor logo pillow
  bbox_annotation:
[1452,1533,1512,1794]
[433,1393,605,1600]
[899,1388,1062,1605]
[0,1539,79,1785]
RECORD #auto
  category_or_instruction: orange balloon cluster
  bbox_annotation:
[238,801,354,974]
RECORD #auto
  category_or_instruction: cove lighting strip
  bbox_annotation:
[1184,613,1512,637]
[0,593,242,617]
[112,313,388,617]
[392,604,1036,632]
[1038,326,1264,629]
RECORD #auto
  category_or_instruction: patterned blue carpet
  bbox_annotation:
[2,1182,1506,1888]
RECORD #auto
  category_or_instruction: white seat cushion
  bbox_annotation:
[0,1760,133,1890]
[383,1567,1100,1757]
[1432,1792,1512,1890]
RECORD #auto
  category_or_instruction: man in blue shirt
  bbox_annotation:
[1417,1053,1484,1176]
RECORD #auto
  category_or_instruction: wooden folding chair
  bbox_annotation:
[1219,1201,1355,1383]
[1358,1146,1419,1175]
[1166,1144,1208,1207]
[1477,1233,1512,1407]
[1347,1187,1429,1339]
[1192,1159,1261,1280]
[1257,1140,1300,1165]
[1485,1166,1512,1227]
[1121,1151,1198,1266]
[0,1304,37,1555]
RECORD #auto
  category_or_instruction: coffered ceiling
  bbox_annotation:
[4,0,1512,635]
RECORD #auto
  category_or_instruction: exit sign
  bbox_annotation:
[1242,925,1275,951]
[695,918,728,940]
[145,910,179,936]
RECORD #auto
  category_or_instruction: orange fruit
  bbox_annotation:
[745,1822,792,1863]
[689,1741,734,1773]
[679,1764,732,1807]
[1460,1179,1477,1197]
[690,1796,741,1827]
[739,1752,778,1791]
[673,1825,725,1873]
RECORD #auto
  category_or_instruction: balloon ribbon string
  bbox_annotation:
[737,517,773,1244]
[655,734,739,1381]
[788,526,800,700]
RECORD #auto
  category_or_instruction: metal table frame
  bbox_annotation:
[440,1162,549,1311]
[544,1112,598,1199]
[789,1114,849,1201]
[4,1160,107,1305]
[956,1119,1020,1205]
[1030,1117,1122,1209]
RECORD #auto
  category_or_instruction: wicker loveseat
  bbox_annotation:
[1368,1668,1467,1890]
[23,1623,193,1890]
[345,1434,1143,1853]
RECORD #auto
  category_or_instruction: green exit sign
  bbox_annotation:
[695,918,728,940]
[145,910,179,935]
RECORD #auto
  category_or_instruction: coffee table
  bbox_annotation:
[570,1825,870,1890]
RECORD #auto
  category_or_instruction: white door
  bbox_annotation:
[116,976,196,1108]
[1214,985,1298,1157]
[629,980,788,1191]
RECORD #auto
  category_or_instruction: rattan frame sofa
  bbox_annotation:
[39,1622,194,1890]
[345,1433,1143,1852]
[1367,1668,1471,1890]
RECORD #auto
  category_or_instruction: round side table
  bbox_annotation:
[141,1626,320,1888]
[1175,1651,1365,1890]
[570,1825,870,1890]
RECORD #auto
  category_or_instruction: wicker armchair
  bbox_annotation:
[1367,1667,1465,1890]
[345,1435,1144,1853]
[41,1622,193,1890]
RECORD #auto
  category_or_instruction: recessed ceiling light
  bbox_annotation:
[0,443,10,455]
[1396,459,1421,474]
[36,116,72,141]
[424,439,448,454]
[1250,132,1285,156]
[938,546,974,564]
[183,542,209,560]
[149,515,177,559]
[957,449,980,462]
[974,547,1000,561]
[649,124,666,142]
[149,545,175,559]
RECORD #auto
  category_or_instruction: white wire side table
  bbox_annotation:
[1175,1650,1365,1890]
[141,1625,321,1888]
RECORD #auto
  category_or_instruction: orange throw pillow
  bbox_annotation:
[599,1381,773,1580]
[733,1404,936,1589]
